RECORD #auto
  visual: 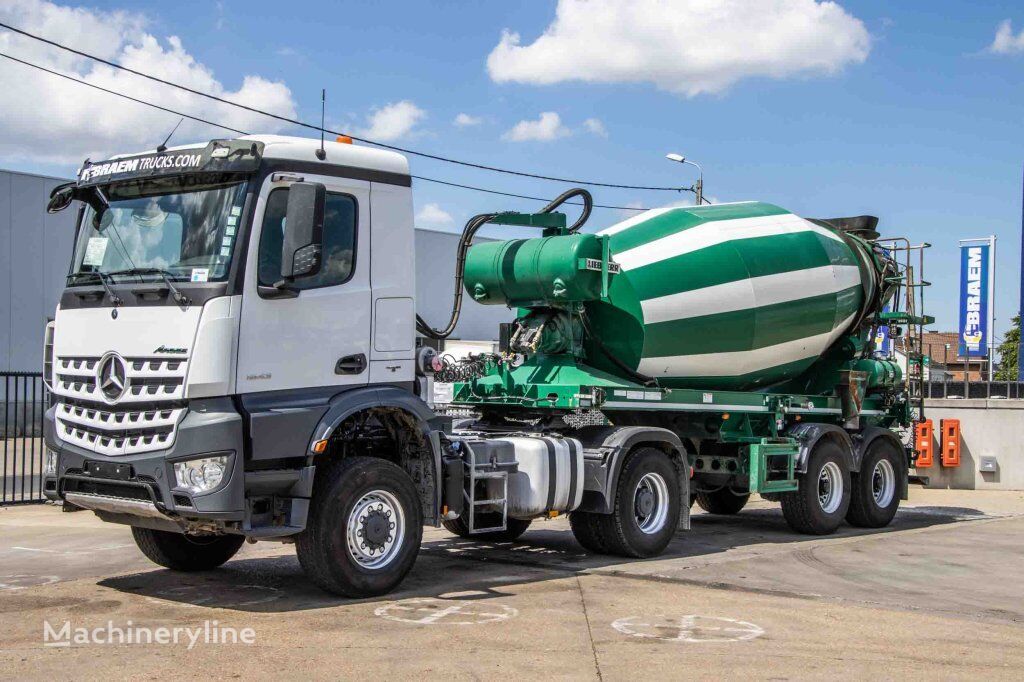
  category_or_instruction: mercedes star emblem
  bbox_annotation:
[97,352,129,402]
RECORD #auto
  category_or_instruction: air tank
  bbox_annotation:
[465,202,888,391]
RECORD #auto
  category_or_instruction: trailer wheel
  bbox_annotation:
[131,527,244,571]
[296,456,422,597]
[695,487,750,514]
[442,515,531,541]
[592,447,680,558]
[846,439,903,528]
[780,441,851,535]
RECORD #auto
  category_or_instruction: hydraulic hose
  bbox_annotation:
[539,187,592,233]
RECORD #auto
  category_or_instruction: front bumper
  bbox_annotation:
[44,397,246,526]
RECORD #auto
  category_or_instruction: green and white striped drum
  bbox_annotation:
[586,202,879,390]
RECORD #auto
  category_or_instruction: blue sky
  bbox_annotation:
[1,0,1022,341]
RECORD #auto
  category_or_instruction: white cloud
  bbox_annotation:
[357,100,426,141]
[583,117,607,138]
[0,0,298,165]
[502,111,571,142]
[487,0,871,97]
[989,19,1024,55]
[415,202,454,226]
[453,112,482,127]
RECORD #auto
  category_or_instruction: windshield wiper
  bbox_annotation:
[67,271,123,307]
[107,268,191,306]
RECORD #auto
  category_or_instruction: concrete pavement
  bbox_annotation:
[1,489,1022,680]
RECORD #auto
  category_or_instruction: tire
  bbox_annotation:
[569,511,610,553]
[695,487,750,514]
[442,515,531,541]
[296,457,423,598]
[587,447,680,558]
[780,440,851,535]
[846,439,903,528]
[131,527,244,571]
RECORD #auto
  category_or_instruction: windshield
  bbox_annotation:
[70,174,249,283]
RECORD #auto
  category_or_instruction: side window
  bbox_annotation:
[257,187,357,290]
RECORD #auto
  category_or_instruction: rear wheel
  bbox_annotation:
[296,457,422,598]
[695,487,750,514]
[442,515,532,541]
[780,441,851,535]
[846,439,903,528]
[577,448,680,558]
[131,527,244,571]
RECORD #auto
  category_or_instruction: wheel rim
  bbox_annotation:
[871,458,896,508]
[346,489,405,570]
[634,472,670,535]
[817,461,844,514]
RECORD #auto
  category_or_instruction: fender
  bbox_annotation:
[786,422,857,474]
[307,386,445,523]
[852,426,910,500]
[574,425,690,530]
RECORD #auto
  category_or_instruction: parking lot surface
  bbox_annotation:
[1,489,1022,680]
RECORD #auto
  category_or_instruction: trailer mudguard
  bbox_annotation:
[852,426,910,500]
[573,425,691,530]
[786,422,857,474]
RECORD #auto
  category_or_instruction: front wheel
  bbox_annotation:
[846,439,903,528]
[131,527,244,571]
[296,457,423,598]
[780,441,851,535]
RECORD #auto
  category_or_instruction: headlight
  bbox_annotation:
[173,456,228,494]
[45,448,58,476]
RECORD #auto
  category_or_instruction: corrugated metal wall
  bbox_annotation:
[0,169,77,372]
[0,168,510,373]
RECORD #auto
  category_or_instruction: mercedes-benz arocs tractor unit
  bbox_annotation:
[41,135,931,597]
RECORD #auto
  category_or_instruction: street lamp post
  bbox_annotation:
[665,153,705,205]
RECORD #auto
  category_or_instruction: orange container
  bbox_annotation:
[914,419,934,467]
[940,419,961,467]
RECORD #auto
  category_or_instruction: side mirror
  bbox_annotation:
[47,183,75,214]
[280,182,326,281]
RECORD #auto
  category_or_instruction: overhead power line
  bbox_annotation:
[0,52,248,135]
[0,49,650,212]
[0,20,691,194]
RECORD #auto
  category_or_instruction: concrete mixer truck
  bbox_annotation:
[40,134,931,597]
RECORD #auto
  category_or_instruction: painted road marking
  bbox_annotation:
[0,574,60,591]
[612,615,765,643]
[375,597,517,625]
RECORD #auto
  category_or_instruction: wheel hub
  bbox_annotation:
[635,488,655,517]
[346,490,404,569]
[362,509,390,549]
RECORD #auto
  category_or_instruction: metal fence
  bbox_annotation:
[2,372,49,504]
[921,379,1024,400]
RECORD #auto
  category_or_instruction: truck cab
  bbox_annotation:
[42,136,447,592]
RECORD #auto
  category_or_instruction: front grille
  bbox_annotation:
[53,354,189,456]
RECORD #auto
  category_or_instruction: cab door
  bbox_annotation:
[236,172,370,394]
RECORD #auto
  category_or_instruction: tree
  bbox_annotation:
[995,314,1020,381]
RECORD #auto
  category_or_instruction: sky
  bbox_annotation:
[0,0,1022,343]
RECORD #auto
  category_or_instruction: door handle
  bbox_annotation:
[335,353,367,375]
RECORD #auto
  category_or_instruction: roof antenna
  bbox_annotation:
[156,117,184,153]
[315,89,327,160]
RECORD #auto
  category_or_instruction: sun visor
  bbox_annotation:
[77,139,264,187]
